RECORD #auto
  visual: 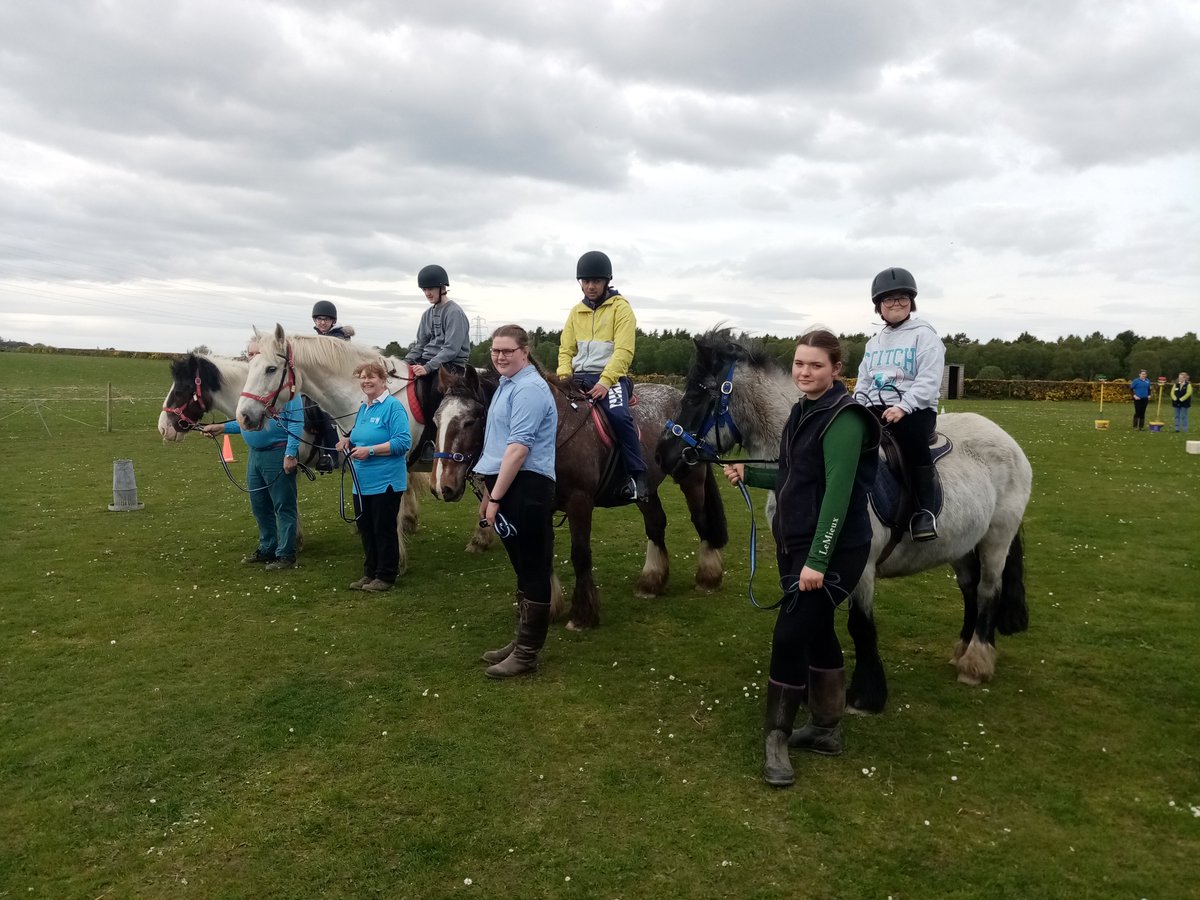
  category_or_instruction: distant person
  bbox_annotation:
[406,264,471,462]
[723,330,879,788]
[853,267,944,541]
[1171,372,1192,433]
[311,301,354,340]
[556,250,648,501]
[476,325,558,679]
[336,361,411,592]
[202,338,301,570]
[1130,369,1151,430]
[309,300,353,470]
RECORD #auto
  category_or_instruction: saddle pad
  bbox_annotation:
[869,433,952,530]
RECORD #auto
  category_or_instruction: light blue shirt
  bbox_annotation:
[348,393,411,495]
[474,364,557,481]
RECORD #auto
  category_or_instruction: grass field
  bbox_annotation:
[1,351,1197,899]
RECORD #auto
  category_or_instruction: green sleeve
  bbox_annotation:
[741,465,779,491]
[805,412,868,573]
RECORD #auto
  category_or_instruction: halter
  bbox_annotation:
[664,361,744,465]
[239,343,296,417]
[162,373,207,429]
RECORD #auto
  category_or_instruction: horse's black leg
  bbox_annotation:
[955,536,1012,685]
[565,496,601,630]
[679,464,726,591]
[634,491,670,598]
[846,571,887,714]
[950,551,981,664]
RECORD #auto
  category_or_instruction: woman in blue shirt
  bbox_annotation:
[337,362,411,591]
[1130,370,1152,431]
[475,324,558,679]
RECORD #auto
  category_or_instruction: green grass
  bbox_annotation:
[1,353,1198,898]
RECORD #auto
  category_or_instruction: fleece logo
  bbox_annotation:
[369,415,383,426]
[865,345,917,376]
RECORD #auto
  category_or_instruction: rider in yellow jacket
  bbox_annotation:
[557,250,648,501]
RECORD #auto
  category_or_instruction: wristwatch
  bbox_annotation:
[367,447,376,457]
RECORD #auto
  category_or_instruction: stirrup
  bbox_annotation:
[909,510,938,542]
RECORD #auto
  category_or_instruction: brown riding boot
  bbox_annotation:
[762,681,806,788]
[481,592,525,664]
[789,667,846,755]
[485,598,551,679]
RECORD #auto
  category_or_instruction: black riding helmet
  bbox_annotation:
[417,264,450,289]
[576,250,612,280]
[312,300,338,320]
[871,267,918,311]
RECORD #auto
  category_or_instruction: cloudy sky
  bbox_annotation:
[1,0,1196,354]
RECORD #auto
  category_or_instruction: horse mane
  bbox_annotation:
[171,353,224,395]
[256,330,390,372]
[690,327,776,379]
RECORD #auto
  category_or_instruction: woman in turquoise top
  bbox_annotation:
[202,339,303,571]
[724,329,879,788]
[336,361,410,592]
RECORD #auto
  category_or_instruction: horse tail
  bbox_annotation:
[994,528,1028,636]
[701,464,729,549]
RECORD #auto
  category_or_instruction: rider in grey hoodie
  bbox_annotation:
[854,267,945,541]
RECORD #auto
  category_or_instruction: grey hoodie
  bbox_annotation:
[855,316,945,412]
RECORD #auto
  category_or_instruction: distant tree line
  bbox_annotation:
[386,327,1200,381]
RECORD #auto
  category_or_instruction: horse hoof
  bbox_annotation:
[565,620,586,632]
[633,588,657,600]
[464,542,486,555]
[956,672,983,686]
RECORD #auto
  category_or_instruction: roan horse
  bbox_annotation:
[659,329,1032,711]
[429,364,729,630]
[234,325,492,574]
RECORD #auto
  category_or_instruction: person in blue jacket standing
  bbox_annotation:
[337,361,411,592]
[202,339,303,570]
[1130,369,1152,431]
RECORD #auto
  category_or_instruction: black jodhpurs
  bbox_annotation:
[870,405,936,467]
[769,541,872,686]
[485,470,556,605]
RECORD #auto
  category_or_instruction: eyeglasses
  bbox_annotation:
[880,296,912,307]
[313,316,334,323]
[490,347,521,359]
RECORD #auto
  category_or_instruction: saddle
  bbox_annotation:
[586,390,642,509]
[868,430,951,532]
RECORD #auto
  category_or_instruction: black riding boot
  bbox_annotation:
[909,465,939,542]
[789,667,845,755]
[481,592,524,664]
[762,681,805,787]
[485,598,550,679]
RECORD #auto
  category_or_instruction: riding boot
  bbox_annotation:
[789,667,845,755]
[762,681,805,788]
[485,598,550,679]
[480,592,524,664]
[909,465,939,542]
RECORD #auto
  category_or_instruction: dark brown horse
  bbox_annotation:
[429,366,728,629]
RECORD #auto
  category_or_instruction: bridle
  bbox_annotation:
[239,343,296,417]
[664,361,745,466]
[162,372,207,430]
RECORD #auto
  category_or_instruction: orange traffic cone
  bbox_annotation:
[221,434,235,463]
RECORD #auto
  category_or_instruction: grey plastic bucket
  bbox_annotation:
[108,458,145,511]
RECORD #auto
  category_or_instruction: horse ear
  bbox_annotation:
[464,365,479,393]
[275,323,286,343]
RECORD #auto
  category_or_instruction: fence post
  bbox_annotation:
[106,382,112,433]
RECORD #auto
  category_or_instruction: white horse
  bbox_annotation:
[234,325,492,575]
[659,330,1032,710]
